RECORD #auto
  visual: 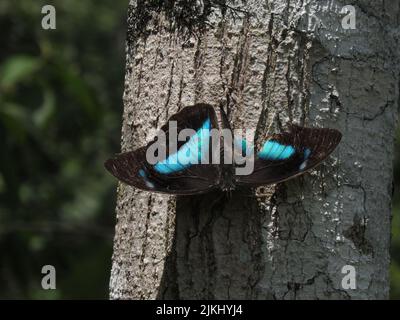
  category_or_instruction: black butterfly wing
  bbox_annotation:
[235,124,342,187]
[105,104,223,195]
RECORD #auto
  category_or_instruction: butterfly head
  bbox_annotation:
[220,166,236,192]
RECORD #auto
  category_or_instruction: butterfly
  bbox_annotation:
[105,103,342,195]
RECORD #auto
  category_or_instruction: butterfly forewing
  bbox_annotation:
[105,104,224,195]
[235,124,342,187]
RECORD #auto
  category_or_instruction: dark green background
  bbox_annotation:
[0,0,399,299]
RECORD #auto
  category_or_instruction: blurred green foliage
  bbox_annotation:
[1,0,400,300]
[390,131,400,299]
[0,0,127,298]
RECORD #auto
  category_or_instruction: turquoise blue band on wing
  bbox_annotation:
[153,118,211,174]
[258,140,295,160]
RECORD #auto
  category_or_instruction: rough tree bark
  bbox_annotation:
[109,0,400,299]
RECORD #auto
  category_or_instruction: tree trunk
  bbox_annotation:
[109,0,400,299]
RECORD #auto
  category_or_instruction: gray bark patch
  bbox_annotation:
[343,215,374,256]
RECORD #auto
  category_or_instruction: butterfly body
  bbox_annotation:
[105,104,342,195]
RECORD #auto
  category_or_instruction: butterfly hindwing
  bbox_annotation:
[105,104,224,195]
[235,124,342,187]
